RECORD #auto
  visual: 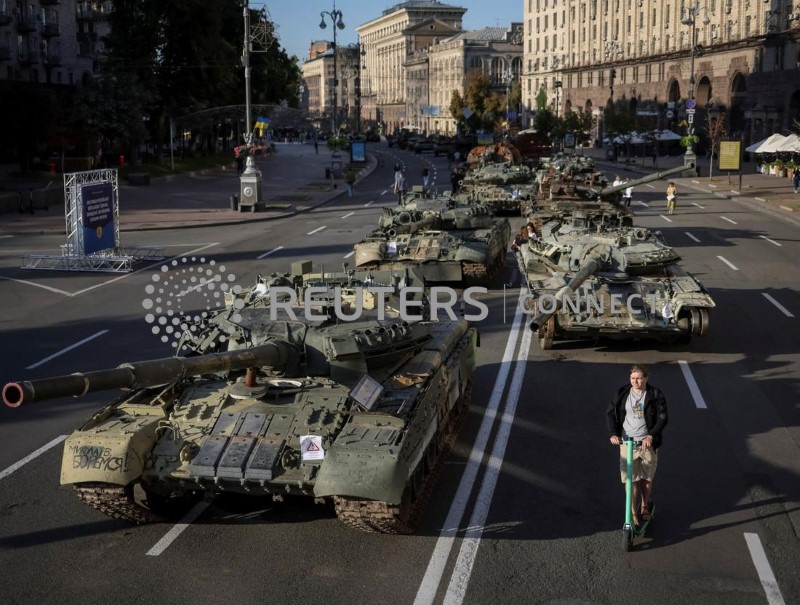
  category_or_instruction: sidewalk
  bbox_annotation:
[0,142,377,236]
[582,146,800,225]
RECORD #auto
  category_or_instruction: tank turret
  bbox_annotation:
[3,264,479,534]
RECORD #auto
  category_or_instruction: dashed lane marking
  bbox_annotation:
[717,255,739,271]
[307,226,327,235]
[761,293,794,318]
[678,360,708,409]
[685,232,700,243]
[343,251,354,259]
[364,201,374,207]
[759,235,782,247]
[720,215,738,224]
[256,245,284,259]
[660,214,673,223]
[341,211,355,219]
[692,202,705,209]
[146,502,211,556]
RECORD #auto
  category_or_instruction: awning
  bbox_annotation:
[774,133,800,153]
[746,133,787,153]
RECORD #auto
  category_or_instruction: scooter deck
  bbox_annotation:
[635,503,656,536]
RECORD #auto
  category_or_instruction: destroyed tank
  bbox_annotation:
[2,261,478,534]
[516,215,714,349]
[354,191,511,286]
[526,163,694,235]
[456,163,538,214]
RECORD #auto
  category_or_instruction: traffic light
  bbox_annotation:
[554,80,563,88]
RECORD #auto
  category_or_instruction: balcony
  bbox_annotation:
[43,50,61,66]
[77,1,111,21]
[43,23,60,37]
[15,15,37,33]
[18,50,37,65]
[41,0,60,5]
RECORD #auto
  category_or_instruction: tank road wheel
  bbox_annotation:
[538,316,555,350]
[74,482,162,524]
[334,380,472,534]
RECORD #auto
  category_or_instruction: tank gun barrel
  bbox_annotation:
[3,341,291,408]
[595,163,694,197]
[529,258,601,331]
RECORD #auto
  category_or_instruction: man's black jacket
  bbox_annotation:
[606,383,668,450]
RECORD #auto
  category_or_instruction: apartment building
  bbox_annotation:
[301,41,361,133]
[0,0,109,85]
[356,0,467,131]
[523,0,800,143]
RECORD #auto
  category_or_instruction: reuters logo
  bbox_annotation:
[142,257,243,350]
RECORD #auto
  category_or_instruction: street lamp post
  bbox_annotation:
[319,2,345,135]
[681,2,710,175]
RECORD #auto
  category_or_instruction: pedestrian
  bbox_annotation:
[612,174,622,188]
[666,181,678,214]
[526,221,538,241]
[393,168,406,202]
[314,139,319,155]
[345,167,356,197]
[607,364,668,528]
[793,166,800,194]
[510,225,529,251]
[623,180,633,208]
[422,165,430,189]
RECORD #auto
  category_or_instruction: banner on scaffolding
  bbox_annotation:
[80,182,115,254]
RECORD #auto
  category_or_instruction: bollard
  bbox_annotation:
[230,195,239,211]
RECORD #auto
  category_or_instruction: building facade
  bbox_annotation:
[356,0,467,132]
[425,25,523,134]
[523,0,800,144]
[301,41,360,133]
[0,0,106,85]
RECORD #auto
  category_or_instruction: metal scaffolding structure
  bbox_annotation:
[21,169,163,273]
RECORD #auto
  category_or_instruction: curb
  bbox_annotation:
[0,153,381,236]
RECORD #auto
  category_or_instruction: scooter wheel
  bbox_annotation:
[623,527,634,552]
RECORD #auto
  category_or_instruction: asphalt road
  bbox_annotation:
[0,145,798,605]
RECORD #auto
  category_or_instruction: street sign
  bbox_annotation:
[686,99,696,109]
[666,110,674,119]
[687,113,695,124]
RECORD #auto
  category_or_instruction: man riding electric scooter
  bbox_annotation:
[607,364,669,545]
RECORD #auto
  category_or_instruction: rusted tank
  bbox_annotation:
[516,215,714,349]
[354,195,511,286]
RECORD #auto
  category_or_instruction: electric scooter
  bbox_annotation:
[622,439,655,551]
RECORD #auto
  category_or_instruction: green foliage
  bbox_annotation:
[533,108,557,138]
[604,98,637,136]
[327,135,348,151]
[535,87,548,111]
[679,134,700,148]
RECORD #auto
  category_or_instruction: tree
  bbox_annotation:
[533,108,556,139]
[705,112,727,179]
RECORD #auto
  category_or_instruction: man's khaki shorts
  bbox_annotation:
[619,443,658,483]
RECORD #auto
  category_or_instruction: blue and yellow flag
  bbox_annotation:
[254,116,271,135]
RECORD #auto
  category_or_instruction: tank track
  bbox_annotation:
[74,482,160,524]
[334,383,472,534]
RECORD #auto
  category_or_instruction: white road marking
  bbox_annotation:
[414,290,526,605]
[720,215,737,224]
[0,235,13,238]
[256,245,284,259]
[380,190,388,196]
[744,533,786,605]
[636,200,649,207]
[762,293,794,318]
[0,435,67,481]
[71,243,221,297]
[307,226,327,235]
[343,251,354,259]
[759,235,782,247]
[27,330,110,369]
[146,501,210,556]
[0,276,72,296]
[660,214,673,223]
[678,360,707,409]
[692,202,705,209]
[444,323,532,604]
[717,255,739,271]
[365,200,374,207]
[685,232,700,243]
[646,184,655,189]
[341,211,355,219]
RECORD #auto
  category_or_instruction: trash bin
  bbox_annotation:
[230,194,239,211]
